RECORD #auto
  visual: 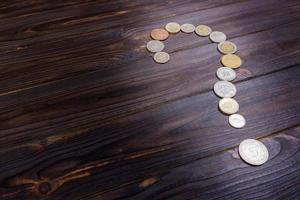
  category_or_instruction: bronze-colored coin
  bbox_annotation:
[150,29,169,41]
[221,54,242,69]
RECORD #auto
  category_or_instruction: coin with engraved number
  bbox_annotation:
[165,22,181,34]
[153,52,170,64]
[239,139,269,165]
[213,81,237,98]
[219,98,239,115]
[218,41,237,54]
[210,31,227,43]
[221,54,242,68]
[146,40,165,53]
[181,23,195,33]
[150,29,169,41]
[195,25,212,36]
[216,67,236,81]
[229,114,246,128]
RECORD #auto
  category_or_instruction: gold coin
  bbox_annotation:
[150,29,169,41]
[218,41,237,54]
[165,22,181,34]
[195,25,212,36]
[221,54,242,68]
[219,98,239,115]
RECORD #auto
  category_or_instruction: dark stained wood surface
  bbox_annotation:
[0,0,300,199]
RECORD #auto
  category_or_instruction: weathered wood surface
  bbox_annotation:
[0,0,300,199]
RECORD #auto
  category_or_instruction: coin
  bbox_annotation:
[181,23,195,33]
[195,25,212,36]
[239,139,269,165]
[218,41,237,54]
[216,67,236,81]
[153,52,170,64]
[165,22,181,34]
[221,54,242,68]
[219,98,239,115]
[213,81,237,98]
[146,40,165,53]
[150,29,169,41]
[229,114,246,128]
[210,31,227,43]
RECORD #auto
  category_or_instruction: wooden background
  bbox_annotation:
[0,0,300,199]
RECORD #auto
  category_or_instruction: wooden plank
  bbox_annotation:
[0,62,299,199]
[1,126,299,199]
[0,20,299,146]
[86,127,300,200]
[0,0,299,94]
[0,0,299,199]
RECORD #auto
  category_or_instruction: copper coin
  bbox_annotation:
[150,29,169,41]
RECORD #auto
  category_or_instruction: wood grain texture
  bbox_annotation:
[0,0,300,199]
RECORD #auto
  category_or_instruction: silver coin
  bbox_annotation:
[210,31,227,43]
[219,98,239,115]
[216,67,236,81]
[153,52,170,64]
[239,139,269,165]
[213,81,237,98]
[181,23,195,33]
[229,113,246,128]
[147,40,165,53]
